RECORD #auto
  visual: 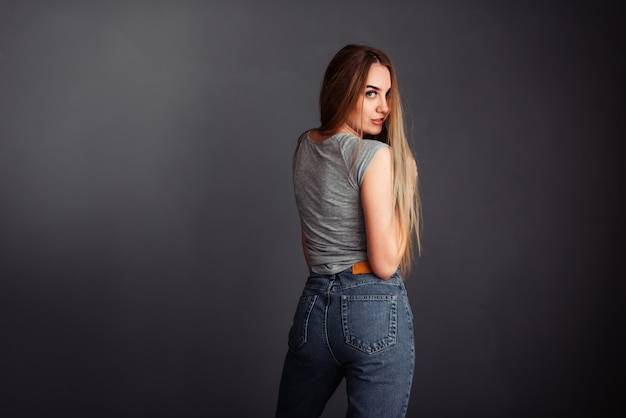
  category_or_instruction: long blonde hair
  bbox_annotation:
[316,44,422,275]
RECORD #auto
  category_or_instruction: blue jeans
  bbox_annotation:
[276,267,415,418]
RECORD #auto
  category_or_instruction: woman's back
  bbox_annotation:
[293,131,387,275]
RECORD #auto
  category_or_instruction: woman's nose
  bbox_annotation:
[378,97,389,114]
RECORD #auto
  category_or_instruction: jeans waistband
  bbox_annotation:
[306,262,403,292]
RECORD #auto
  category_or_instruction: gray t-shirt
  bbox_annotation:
[293,131,388,274]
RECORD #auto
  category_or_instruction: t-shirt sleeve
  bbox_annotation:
[353,140,389,187]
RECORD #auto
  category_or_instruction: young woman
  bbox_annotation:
[276,44,422,418]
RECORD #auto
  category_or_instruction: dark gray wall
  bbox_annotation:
[1,1,623,417]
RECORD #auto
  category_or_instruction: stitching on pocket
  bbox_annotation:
[341,294,397,354]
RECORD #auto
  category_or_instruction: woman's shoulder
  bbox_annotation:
[328,133,385,156]
[332,132,384,146]
[361,138,389,149]
[305,130,388,155]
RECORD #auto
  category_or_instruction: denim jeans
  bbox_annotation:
[276,267,415,418]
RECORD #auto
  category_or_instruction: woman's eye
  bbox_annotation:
[365,91,377,98]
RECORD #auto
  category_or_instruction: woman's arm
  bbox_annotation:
[361,146,405,279]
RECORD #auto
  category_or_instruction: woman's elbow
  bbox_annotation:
[370,261,399,280]
[366,235,403,279]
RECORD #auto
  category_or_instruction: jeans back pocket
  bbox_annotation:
[341,294,398,354]
[288,295,317,351]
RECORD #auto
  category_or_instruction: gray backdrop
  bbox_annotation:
[1,1,623,417]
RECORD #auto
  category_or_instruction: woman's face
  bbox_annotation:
[344,63,391,136]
